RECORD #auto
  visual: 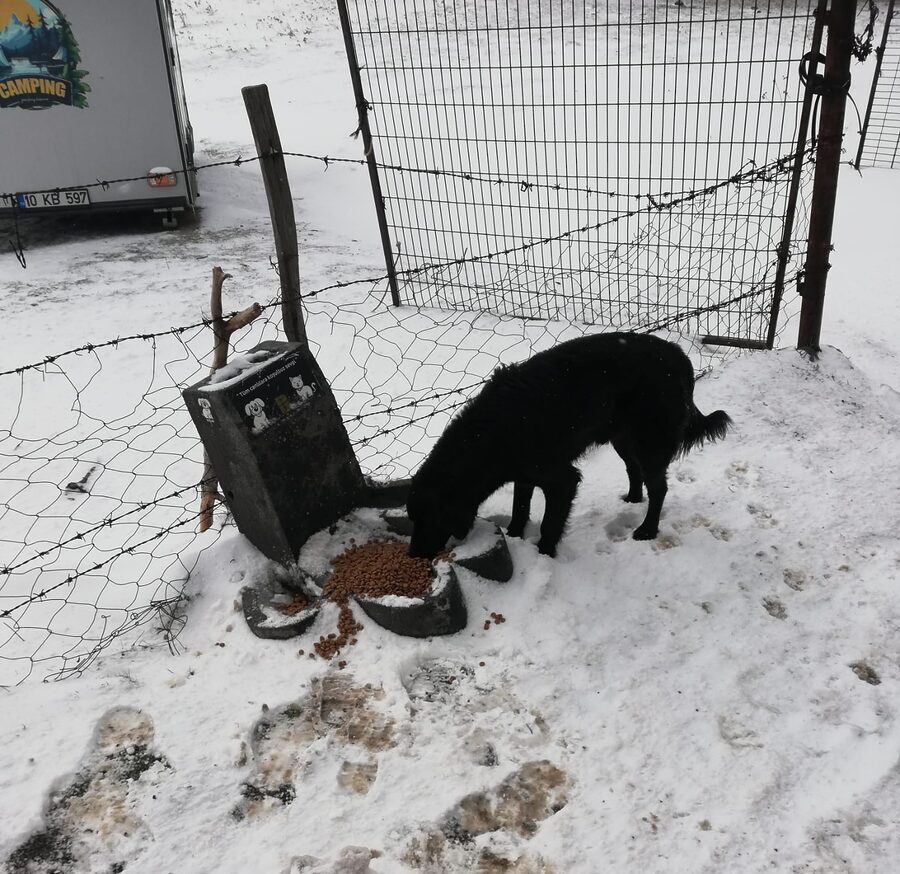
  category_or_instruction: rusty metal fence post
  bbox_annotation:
[796,0,858,352]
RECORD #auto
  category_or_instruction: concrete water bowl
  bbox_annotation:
[241,506,513,641]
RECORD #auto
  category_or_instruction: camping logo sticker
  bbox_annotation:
[0,1,90,109]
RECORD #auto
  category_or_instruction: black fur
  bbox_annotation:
[407,332,731,558]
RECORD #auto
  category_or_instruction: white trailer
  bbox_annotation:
[0,0,196,224]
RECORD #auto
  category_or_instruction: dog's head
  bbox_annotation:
[245,399,264,416]
[407,476,477,559]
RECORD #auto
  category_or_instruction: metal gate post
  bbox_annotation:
[336,0,402,307]
[796,0,858,353]
[765,0,829,350]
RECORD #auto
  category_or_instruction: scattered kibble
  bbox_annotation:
[312,540,450,661]
[276,593,311,615]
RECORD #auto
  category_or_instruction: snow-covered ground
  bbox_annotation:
[2,1,900,872]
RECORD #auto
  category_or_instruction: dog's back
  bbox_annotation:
[447,332,697,468]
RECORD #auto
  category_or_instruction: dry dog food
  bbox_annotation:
[314,540,447,660]
[483,611,506,631]
[324,540,437,602]
[314,602,364,660]
[276,593,311,616]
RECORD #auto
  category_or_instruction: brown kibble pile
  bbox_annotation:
[312,540,447,661]
[324,540,438,601]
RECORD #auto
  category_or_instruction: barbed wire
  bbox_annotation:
[0,143,762,210]
[1,144,812,380]
[0,513,196,621]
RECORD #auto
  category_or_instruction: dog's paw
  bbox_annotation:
[632,525,658,541]
[536,541,557,557]
[621,491,643,503]
[506,524,525,539]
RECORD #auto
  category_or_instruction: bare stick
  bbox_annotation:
[199,267,262,531]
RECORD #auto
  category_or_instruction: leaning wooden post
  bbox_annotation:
[199,266,262,531]
[241,84,308,345]
[796,0,857,353]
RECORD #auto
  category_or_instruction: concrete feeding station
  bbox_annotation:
[183,341,368,566]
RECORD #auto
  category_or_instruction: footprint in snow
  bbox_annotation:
[402,658,550,765]
[232,672,396,821]
[747,502,778,528]
[5,706,169,874]
[401,760,568,872]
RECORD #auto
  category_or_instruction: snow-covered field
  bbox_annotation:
[2,1,900,872]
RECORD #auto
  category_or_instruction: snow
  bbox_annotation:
[2,1,900,873]
[205,349,278,387]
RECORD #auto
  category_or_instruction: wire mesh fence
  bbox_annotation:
[856,0,900,167]
[339,0,820,345]
[0,153,808,686]
[1,0,855,686]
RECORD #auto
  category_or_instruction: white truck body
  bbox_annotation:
[0,0,196,217]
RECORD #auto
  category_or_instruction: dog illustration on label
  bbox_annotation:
[290,375,316,402]
[198,398,215,423]
[245,398,270,431]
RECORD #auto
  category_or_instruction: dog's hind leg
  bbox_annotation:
[612,437,643,503]
[632,458,669,541]
[507,481,534,539]
[536,466,582,557]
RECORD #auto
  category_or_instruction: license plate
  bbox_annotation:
[2,189,91,209]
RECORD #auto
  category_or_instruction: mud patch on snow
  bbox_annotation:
[440,761,569,840]
[233,673,395,820]
[402,760,567,873]
[337,761,379,795]
[5,707,168,874]
[850,660,881,686]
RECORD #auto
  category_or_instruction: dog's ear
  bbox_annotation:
[245,403,253,415]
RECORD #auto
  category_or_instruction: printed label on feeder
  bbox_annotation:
[235,350,321,434]
[196,397,216,425]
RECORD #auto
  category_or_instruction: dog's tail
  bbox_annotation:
[679,405,732,456]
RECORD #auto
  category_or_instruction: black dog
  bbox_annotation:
[407,332,731,558]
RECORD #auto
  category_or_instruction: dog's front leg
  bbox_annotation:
[507,481,534,539]
[537,466,582,557]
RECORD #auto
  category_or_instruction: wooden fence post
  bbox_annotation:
[796,0,858,353]
[242,84,308,345]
